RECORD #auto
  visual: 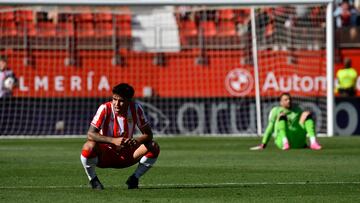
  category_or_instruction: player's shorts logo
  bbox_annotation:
[225,68,254,96]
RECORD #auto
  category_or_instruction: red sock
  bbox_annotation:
[145,147,160,158]
[81,149,97,158]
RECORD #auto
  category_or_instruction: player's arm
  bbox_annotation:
[136,124,153,145]
[87,125,124,146]
[88,104,125,146]
[87,125,111,143]
[335,71,340,93]
[261,119,275,146]
[250,108,277,150]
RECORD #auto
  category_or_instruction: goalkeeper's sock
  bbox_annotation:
[80,154,98,181]
[277,119,287,137]
[133,156,157,179]
[309,136,317,145]
[282,137,290,150]
[304,119,316,138]
[277,119,289,150]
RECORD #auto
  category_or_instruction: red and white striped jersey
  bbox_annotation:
[90,101,149,138]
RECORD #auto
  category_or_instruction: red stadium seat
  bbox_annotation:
[0,11,15,21]
[95,22,114,37]
[75,7,93,22]
[0,21,17,36]
[94,7,113,22]
[179,20,198,37]
[37,22,56,37]
[76,22,95,37]
[113,6,132,23]
[199,21,216,37]
[218,9,235,21]
[56,22,74,37]
[15,10,34,22]
[116,21,131,37]
[95,13,113,22]
[217,21,237,36]
[114,14,132,23]
[17,22,36,36]
[76,13,93,22]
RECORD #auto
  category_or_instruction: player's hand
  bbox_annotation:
[112,137,139,149]
[123,138,139,148]
[250,144,266,151]
[112,137,124,146]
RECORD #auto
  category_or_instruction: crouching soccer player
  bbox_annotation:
[80,83,160,190]
[250,93,322,151]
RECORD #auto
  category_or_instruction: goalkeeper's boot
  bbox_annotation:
[282,141,290,150]
[90,176,104,190]
[126,174,139,189]
[310,142,322,150]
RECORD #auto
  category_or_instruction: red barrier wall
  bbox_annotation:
[5,48,360,98]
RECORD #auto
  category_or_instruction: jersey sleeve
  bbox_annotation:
[135,103,149,129]
[90,104,107,130]
[261,107,279,144]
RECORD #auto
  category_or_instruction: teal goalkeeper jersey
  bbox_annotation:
[262,105,303,145]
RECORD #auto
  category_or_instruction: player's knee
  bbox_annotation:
[82,140,96,150]
[81,141,97,158]
[305,111,312,120]
[144,141,160,158]
[301,111,312,122]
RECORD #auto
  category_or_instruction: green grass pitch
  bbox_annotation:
[1,136,360,202]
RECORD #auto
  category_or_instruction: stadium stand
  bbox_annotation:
[94,8,112,22]
[199,21,217,37]
[217,9,235,21]
[76,22,95,37]
[116,20,132,37]
[57,22,75,37]
[17,21,36,37]
[0,9,15,21]
[217,21,237,37]
[36,22,57,37]
[95,22,114,37]
[0,21,17,37]
[0,5,336,52]
[15,10,34,22]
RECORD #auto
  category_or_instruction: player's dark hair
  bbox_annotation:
[279,92,291,101]
[344,58,352,68]
[112,83,135,100]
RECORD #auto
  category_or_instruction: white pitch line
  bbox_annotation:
[145,181,360,186]
[1,181,360,189]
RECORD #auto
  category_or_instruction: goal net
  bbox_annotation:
[0,1,333,136]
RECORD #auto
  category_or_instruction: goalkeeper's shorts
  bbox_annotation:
[274,128,307,149]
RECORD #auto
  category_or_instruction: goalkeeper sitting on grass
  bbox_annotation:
[250,93,322,151]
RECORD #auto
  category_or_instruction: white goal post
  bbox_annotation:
[0,0,334,136]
